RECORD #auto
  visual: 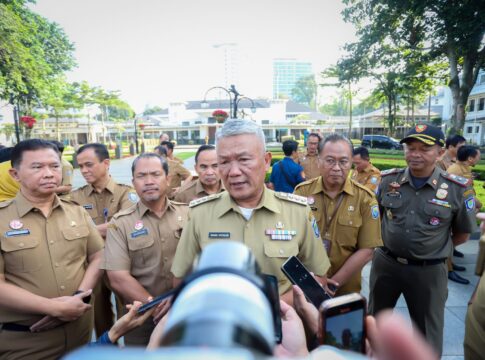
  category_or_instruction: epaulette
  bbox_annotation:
[294,177,319,191]
[59,196,80,205]
[441,172,469,187]
[118,183,134,188]
[170,200,189,206]
[112,204,137,219]
[189,192,223,208]
[0,199,13,208]
[352,179,376,198]
[274,192,308,206]
[380,168,405,177]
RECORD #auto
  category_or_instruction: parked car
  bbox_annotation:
[361,135,402,150]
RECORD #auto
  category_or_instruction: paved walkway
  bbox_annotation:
[74,156,478,359]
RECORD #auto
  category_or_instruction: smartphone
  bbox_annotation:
[262,274,282,344]
[319,293,367,354]
[137,289,176,314]
[82,295,91,304]
[281,256,331,308]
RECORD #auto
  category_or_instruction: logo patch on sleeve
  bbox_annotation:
[465,197,475,212]
[371,205,379,219]
[311,218,320,238]
[128,192,139,203]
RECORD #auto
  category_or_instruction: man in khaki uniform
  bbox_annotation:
[155,145,192,195]
[0,139,103,360]
[369,124,476,355]
[174,145,224,203]
[298,132,321,180]
[436,134,466,171]
[103,153,188,345]
[66,143,138,337]
[464,213,485,360]
[171,120,330,304]
[50,141,73,195]
[161,140,184,164]
[295,134,382,296]
[351,146,381,193]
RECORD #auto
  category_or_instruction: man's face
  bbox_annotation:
[319,140,352,188]
[352,154,369,172]
[162,145,173,157]
[132,157,170,202]
[77,148,109,184]
[217,134,271,205]
[404,140,443,173]
[470,150,481,166]
[9,148,62,196]
[196,149,220,187]
[160,134,170,142]
[307,135,320,156]
[449,141,466,157]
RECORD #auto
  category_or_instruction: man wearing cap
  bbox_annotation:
[368,124,476,355]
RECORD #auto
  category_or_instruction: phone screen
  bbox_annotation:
[281,256,331,307]
[324,307,365,353]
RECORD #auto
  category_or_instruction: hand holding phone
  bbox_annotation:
[137,289,176,314]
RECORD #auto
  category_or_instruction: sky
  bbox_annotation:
[32,0,358,113]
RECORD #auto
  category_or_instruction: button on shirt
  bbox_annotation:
[0,192,104,324]
[102,199,188,298]
[270,157,304,193]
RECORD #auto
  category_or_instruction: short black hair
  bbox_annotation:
[195,144,215,164]
[50,140,65,154]
[154,145,168,157]
[282,140,299,156]
[308,133,321,141]
[131,152,169,176]
[160,141,174,151]
[76,143,109,162]
[457,145,479,162]
[445,135,466,149]
[11,139,60,169]
[352,146,370,160]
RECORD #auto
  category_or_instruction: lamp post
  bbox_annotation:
[201,84,256,119]
[134,117,139,154]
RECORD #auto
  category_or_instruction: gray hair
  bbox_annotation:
[131,152,169,176]
[319,133,353,154]
[215,119,266,151]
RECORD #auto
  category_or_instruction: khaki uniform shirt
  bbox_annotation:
[0,161,20,202]
[0,192,104,324]
[66,177,138,225]
[102,199,188,298]
[294,177,382,294]
[351,163,381,193]
[298,153,320,180]
[173,179,224,203]
[378,167,476,260]
[171,188,330,295]
[168,159,191,191]
[436,152,455,171]
[61,158,74,188]
[447,162,473,180]
[173,156,184,164]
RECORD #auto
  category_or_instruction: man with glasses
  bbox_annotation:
[298,132,321,180]
[294,133,382,296]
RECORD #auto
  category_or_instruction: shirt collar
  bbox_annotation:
[215,187,280,218]
[137,197,172,217]
[15,191,63,218]
[87,177,115,195]
[402,166,441,189]
[310,176,354,196]
[195,179,224,195]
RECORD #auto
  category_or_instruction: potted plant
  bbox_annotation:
[20,116,36,139]
[212,110,229,123]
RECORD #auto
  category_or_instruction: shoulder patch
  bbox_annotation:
[352,180,376,198]
[127,192,139,203]
[274,192,308,205]
[441,172,469,187]
[294,177,319,192]
[59,196,81,205]
[0,199,14,208]
[189,192,223,208]
[112,204,137,219]
[380,168,405,177]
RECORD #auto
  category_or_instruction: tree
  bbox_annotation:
[143,106,163,116]
[291,75,317,108]
[341,0,485,135]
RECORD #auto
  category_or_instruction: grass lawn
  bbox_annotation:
[176,152,196,160]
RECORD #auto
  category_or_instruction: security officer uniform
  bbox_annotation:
[294,176,382,295]
[59,158,74,195]
[66,177,138,336]
[369,166,476,354]
[0,192,104,360]
[299,152,320,180]
[167,159,192,193]
[102,199,188,345]
[350,163,381,193]
[464,234,485,360]
[171,188,330,295]
[173,179,224,203]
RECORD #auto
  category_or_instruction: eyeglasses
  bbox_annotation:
[320,158,351,169]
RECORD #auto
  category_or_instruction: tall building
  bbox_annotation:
[273,58,313,100]
[213,43,239,88]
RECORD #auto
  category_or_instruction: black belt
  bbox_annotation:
[0,323,31,332]
[381,247,446,266]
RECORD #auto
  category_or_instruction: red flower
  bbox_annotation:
[20,116,36,129]
[212,110,228,118]
[138,123,145,130]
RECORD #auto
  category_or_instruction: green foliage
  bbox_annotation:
[291,75,317,107]
[143,106,164,116]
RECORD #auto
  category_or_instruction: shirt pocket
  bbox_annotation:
[127,236,155,267]
[61,225,90,264]
[336,215,362,247]
[1,235,41,273]
[263,242,299,285]
[423,203,452,222]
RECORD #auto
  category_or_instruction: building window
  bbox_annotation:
[479,98,485,111]
[469,99,475,112]
[476,126,480,133]
[467,126,473,133]
[434,98,439,105]
[480,74,485,85]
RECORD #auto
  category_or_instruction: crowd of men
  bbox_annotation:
[0,121,484,360]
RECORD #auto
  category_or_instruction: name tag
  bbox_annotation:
[130,229,148,238]
[5,229,31,237]
[209,232,230,239]
[83,204,94,210]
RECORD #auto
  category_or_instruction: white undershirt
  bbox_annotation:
[238,206,254,221]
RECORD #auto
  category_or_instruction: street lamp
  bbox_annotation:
[201,84,256,119]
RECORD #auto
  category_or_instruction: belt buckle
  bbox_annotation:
[396,257,408,265]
